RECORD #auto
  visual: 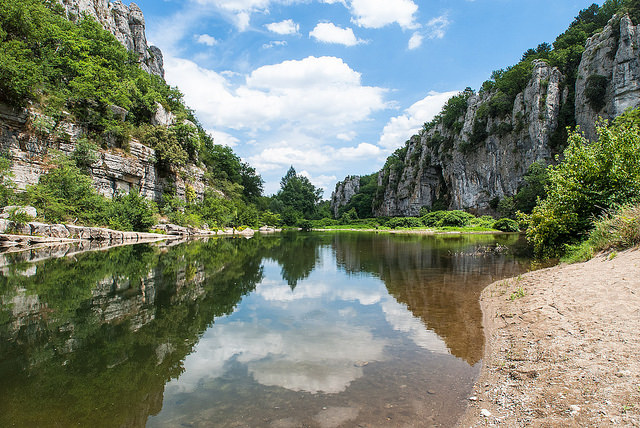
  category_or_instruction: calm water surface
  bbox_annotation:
[0,232,534,427]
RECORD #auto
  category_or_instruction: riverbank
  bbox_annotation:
[457,248,640,427]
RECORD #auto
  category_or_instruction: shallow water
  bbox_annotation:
[0,232,534,427]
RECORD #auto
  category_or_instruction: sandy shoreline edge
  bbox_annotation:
[457,248,640,427]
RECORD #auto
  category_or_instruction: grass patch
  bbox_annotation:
[563,204,640,263]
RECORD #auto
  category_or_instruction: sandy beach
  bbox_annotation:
[458,248,640,427]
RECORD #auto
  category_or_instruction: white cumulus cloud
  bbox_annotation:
[408,32,423,50]
[165,55,386,132]
[266,19,300,35]
[378,90,460,149]
[349,0,419,29]
[195,33,218,46]
[310,22,364,46]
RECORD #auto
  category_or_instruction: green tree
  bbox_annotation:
[274,167,323,223]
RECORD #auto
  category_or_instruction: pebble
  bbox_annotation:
[481,409,492,417]
[469,396,478,401]
[570,405,581,416]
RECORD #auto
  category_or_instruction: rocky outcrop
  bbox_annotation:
[0,104,206,202]
[576,15,640,140]
[339,14,640,217]
[330,176,361,217]
[372,60,561,216]
[58,0,165,77]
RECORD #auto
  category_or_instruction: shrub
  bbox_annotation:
[437,210,475,227]
[260,210,281,226]
[421,210,448,227]
[493,218,520,232]
[471,215,498,228]
[72,138,100,173]
[387,217,423,229]
[298,219,313,231]
[108,190,157,232]
[525,110,640,257]
[587,204,640,252]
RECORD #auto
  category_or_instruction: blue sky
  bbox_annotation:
[126,0,596,196]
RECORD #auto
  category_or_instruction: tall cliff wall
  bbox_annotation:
[332,15,640,218]
[58,0,164,77]
[373,59,562,217]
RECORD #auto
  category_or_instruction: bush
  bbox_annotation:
[260,210,281,227]
[437,210,475,227]
[298,219,313,231]
[421,210,448,227]
[387,217,423,229]
[471,215,498,228]
[525,110,640,257]
[108,190,157,232]
[493,218,520,232]
[72,138,100,173]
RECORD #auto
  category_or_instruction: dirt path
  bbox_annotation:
[457,248,640,427]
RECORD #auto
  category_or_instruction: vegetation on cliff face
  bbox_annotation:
[0,0,267,230]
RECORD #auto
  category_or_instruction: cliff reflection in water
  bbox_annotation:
[332,233,530,365]
[0,232,532,427]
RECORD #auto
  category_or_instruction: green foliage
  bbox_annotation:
[25,155,109,224]
[7,207,34,229]
[440,88,474,132]
[71,138,99,173]
[260,210,281,226]
[585,74,609,111]
[107,190,157,232]
[298,219,313,231]
[387,217,423,229]
[525,110,640,257]
[335,173,378,219]
[272,167,323,223]
[421,210,476,227]
[493,218,520,232]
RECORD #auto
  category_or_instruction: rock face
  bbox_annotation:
[0,105,205,202]
[576,15,640,140]
[330,176,361,217]
[373,60,561,217]
[336,14,640,217]
[58,0,164,77]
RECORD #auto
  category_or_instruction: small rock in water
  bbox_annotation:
[354,361,369,367]
[468,396,478,401]
[427,390,436,395]
[481,409,492,417]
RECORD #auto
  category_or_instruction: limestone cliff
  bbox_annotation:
[576,15,640,140]
[330,176,361,217]
[333,14,640,217]
[0,103,204,202]
[58,0,165,77]
[373,59,562,217]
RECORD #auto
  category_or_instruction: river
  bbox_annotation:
[0,232,535,427]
